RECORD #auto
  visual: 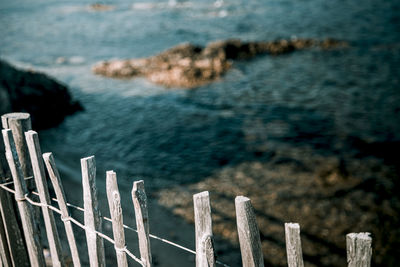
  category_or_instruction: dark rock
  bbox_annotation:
[0,60,83,129]
[93,38,348,88]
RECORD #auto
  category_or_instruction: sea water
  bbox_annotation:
[0,0,399,198]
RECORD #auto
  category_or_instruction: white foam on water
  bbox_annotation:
[132,3,159,10]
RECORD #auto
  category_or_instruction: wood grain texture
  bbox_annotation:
[346,233,372,267]
[0,211,11,267]
[1,113,32,178]
[202,234,216,267]
[2,129,45,267]
[132,180,152,267]
[285,223,304,267]
[0,164,29,267]
[43,152,81,267]
[81,156,105,267]
[235,196,264,267]
[0,114,31,267]
[106,171,128,267]
[193,191,216,267]
[25,131,64,267]
[2,113,39,226]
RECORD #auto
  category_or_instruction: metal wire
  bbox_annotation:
[0,181,231,267]
[0,182,144,266]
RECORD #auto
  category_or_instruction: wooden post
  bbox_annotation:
[0,157,29,267]
[43,152,81,267]
[81,156,105,267]
[1,113,32,178]
[25,131,64,267]
[0,114,31,267]
[106,171,128,267]
[2,113,38,221]
[346,233,372,267]
[0,157,11,266]
[0,211,11,267]
[193,191,216,267]
[2,129,45,267]
[235,196,264,267]
[285,223,304,267]
[132,180,152,267]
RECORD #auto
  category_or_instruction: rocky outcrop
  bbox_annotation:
[93,38,347,88]
[0,60,82,129]
[89,3,115,11]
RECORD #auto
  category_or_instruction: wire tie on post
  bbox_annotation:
[115,245,127,253]
[15,195,26,202]
[61,216,71,223]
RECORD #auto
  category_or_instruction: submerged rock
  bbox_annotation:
[93,38,348,88]
[0,60,82,129]
[157,150,398,267]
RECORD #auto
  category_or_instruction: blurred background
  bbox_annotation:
[1,0,399,266]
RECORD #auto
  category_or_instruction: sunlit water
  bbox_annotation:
[1,0,399,190]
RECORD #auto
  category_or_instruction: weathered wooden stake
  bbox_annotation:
[25,131,64,267]
[0,157,29,267]
[106,171,128,267]
[1,113,32,178]
[346,232,372,267]
[235,196,264,267]
[132,180,152,267]
[81,156,105,267]
[2,129,45,267]
[193,191,216,267]
[2,114,40,230]
[0,211,11,267]
[43,152,81,267]
[0,114,31,267]
[285,223,304,267]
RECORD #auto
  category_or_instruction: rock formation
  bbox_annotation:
[0,60,82,129]
[93,38,347,88]
[89,3,115,11]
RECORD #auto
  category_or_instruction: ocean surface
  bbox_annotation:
[0,0,400,265]
[2,0,399,187]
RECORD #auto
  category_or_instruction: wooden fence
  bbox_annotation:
[0,112,372,267]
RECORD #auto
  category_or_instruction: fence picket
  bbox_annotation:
[0,114,31,267]
[2,129,45,267]
[43,152,81,267]
[0,113,379,267]
[0,160,28,267]
[132,180,152,267]
[1,113,32,178]
[106,171,128,267]
[25,131,64,267]
[285,223,304,267]
[235,196,264,267]
[0,211,11,267]
[81,156,106,267]
[346,232,372,267]
[193,191,216,267]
